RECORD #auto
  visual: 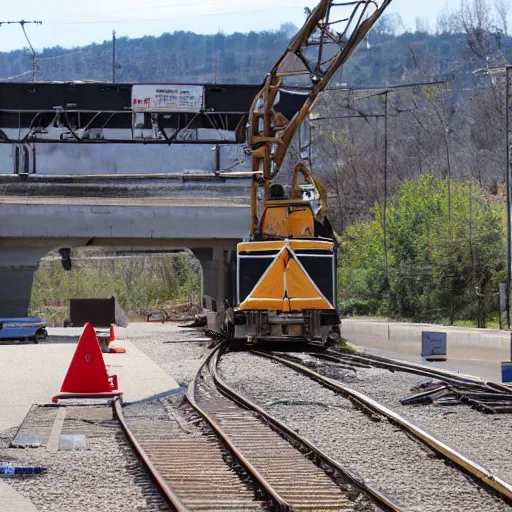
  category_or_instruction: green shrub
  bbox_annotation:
[29,252,200,326]
[337,175,506,327]
[338,298,384,317]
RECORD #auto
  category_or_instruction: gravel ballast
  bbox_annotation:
[287,350,512,487]
[0,405,169,512]
[126,323,211,385]
[219,351,511,512]
[328,358,512,486]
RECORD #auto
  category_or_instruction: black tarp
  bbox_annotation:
[69,296,128,328]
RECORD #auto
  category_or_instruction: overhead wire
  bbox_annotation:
[1,69,33,81]
[0,20,42,80]
[44,5,301,25]
[100,0,262,14]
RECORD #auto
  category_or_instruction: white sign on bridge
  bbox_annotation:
[131,84,204,112]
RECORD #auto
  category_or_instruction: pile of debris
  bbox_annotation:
[145,303,202,323]
[401,379,512,414]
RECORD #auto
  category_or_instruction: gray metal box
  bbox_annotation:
[58,434,87,451]
[421,331,447,361]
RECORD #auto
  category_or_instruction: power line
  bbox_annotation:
[100,0,245,15]
[1,69,33,81]
[22,0,285,20]
[37,49,83,62]
[310,114,385,121]
[0,49,85,81]
[0,20,42,81]
[0,20,42,26]
[325,79,449,92]
[45,5,300,25]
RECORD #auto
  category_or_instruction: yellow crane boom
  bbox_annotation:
[247,0,392,234]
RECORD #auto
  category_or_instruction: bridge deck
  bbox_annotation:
[0,196,249,207]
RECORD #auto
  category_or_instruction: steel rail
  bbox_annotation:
[186,345,291,512]
[320,350,493,390]
[113,398,190,512]
[326,350,512,393]
[255,351,512,504]
[212,349,406,512]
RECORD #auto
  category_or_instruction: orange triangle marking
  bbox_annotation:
[240,244,333,311]
[250,250,286,299]
[286,258,332,309]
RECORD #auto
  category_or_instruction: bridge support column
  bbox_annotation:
[0,248,49,318]
[192,247,235,329]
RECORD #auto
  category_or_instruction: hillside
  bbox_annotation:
[1,28,507,86]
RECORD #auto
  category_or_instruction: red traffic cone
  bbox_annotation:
[107,323,126,354]
[109,324,116,345]
[52,322,122,403]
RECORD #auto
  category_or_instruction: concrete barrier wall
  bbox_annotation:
[341,319,512,363]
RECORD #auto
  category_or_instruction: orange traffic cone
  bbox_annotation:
[52,322,122,402]
[107,323,127,353]
[107,323,126,353]
[109,325,116,344]
[109,346,126,354]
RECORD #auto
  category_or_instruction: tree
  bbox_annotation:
[373,13,405,37]
[459,0,502,62]
[338,175,506,325]
[415,17,431,34]
[437,2,459,34]
[494,0,509,35]
[279,23,298,39]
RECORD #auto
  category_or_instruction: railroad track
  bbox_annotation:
[247,349,512,507]
[114,394,266,511]
[323,349,512,391]
[306,349,512,412]
[115,344,405,512]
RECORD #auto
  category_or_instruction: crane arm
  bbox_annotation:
[248,0,392,183]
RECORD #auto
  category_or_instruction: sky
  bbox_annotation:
[0,0,464,53]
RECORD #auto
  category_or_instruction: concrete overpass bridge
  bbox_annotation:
[0,80,306,320]
[0,174,251,318]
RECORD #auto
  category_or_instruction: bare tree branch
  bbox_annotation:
[494,0,509,34]
[459,0,495,61]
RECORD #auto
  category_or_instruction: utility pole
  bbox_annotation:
[112,30,116,83]
[0,21,42,81]
[383,90,390,290]
[506,66,512,328]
